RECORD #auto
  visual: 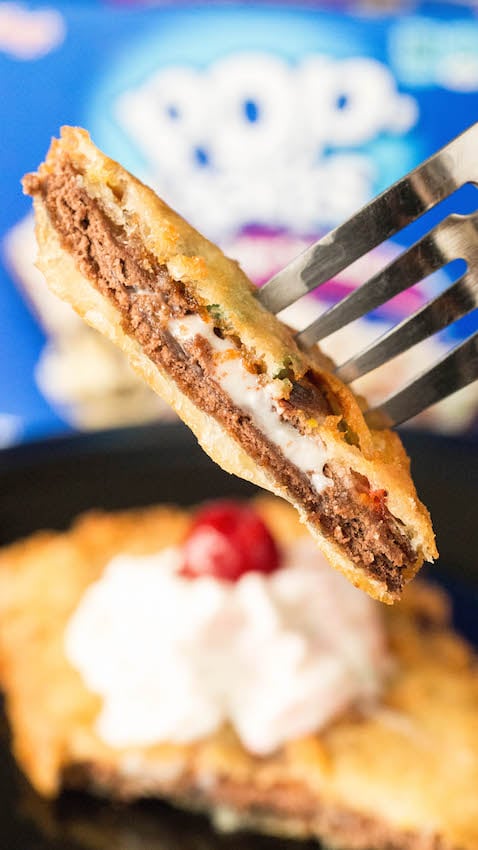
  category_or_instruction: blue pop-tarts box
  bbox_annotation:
[1,0,477,446]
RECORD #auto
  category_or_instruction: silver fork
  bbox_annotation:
[259,123,478,428]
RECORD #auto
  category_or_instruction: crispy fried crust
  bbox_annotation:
[0,499,476,850]
[22,127,437,602]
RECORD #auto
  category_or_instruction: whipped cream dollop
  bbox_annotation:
[65,537,388,755]
[168,314,331,494]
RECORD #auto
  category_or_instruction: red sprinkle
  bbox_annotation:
[180,500,281,581]
[368,488,388,513]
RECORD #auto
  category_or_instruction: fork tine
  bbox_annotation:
[297,210,478,350]
[364,332,478,428]
[259,122,478,314]
[295,227,444,349]
[336,273,478,383]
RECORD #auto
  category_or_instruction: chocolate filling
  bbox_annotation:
[24,160,415,593]
[62,761,453,850]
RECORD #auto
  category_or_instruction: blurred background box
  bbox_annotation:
[1,0,477,446]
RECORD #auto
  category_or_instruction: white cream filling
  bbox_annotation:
[168,314,331,494]
[65,537,388,755]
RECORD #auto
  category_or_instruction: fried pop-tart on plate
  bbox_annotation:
[23,128,437,601]
[0,498,475,850]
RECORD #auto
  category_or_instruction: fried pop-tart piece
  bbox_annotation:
[23,128,437,601]
[0,499,475,850]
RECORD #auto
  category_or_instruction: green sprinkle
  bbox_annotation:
[206,304,223,323]
[273,356,294,381]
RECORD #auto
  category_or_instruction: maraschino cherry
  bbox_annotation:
[180,500,280,581]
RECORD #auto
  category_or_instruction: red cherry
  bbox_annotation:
[180,500,280,581]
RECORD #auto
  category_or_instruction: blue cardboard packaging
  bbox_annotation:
[1,0,477,444]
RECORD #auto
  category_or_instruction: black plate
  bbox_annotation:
[0,423,477,850]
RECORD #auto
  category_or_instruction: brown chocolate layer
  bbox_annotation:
[63,760,454,850]
[24,159,415,593]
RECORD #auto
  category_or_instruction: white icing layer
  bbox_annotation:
[168,314,330,494]
[65,538,388,755]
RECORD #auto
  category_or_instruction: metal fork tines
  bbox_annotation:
[258,122,478,427]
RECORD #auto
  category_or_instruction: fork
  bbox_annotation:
[259,123,478,428]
